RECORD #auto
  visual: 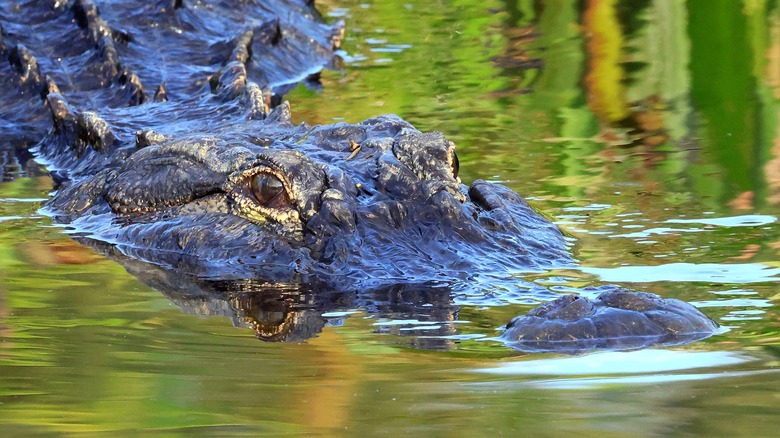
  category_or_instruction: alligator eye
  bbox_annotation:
[251,173,288,207]
[451,151,460,179]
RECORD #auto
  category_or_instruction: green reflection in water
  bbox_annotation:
[1,0,780,435]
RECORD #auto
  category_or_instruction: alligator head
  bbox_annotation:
[44,104,572,284]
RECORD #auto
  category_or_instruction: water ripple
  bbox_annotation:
[478,350,752,375]
[581,263,780,283]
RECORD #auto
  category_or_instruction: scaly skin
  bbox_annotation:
[501,287,719,352]
[44,106,571,283]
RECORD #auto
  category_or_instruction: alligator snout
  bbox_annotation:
[501,287,720,353]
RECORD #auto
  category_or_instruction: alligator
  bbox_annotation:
[0,0,719,352]
[89,241,718,351]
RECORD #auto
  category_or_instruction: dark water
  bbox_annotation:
[2,0,780,435]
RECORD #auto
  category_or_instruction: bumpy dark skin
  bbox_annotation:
[0,0,344,159]
[501,286,719,352]
[46,107,571,284]
[1,0,718,352]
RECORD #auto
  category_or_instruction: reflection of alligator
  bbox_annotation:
[90,240,717,352]
[85,239,717,353]
[0,1,718,352]
[85,240,458,350]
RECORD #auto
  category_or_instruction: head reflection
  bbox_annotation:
[105,244,460,350]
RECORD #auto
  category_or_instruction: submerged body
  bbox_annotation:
[0,0,717,351]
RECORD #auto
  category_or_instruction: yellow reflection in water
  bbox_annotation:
[583,0,627,122]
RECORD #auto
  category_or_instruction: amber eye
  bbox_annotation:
[451,151,460,179]
[251,173,288,207]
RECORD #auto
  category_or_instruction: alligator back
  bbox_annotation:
[0,0,343,173]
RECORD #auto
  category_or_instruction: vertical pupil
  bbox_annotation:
[251,173,285,205]
[451,152,460,179]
